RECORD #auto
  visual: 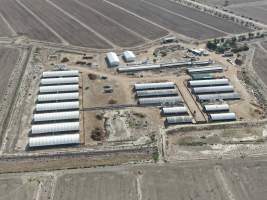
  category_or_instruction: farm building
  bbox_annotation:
[31,122,80,135]
[138,96,182,105]
[106,52,120,67]
[191,73,215,80]
[203,104,230,113]
[37,93,79,102]
[188,79,229,87]
[35,102,79,112]
[192,85,234,94]
[187,66,223,74]
[134,82,175,90]
[39,84,79,93]
[123,51,136,62]
[209,113,236,122]
[33,111,79,122]
[165,116,193,125]
[117,64,161,72]
[42,70,79,78]
[161,106,188,115]
[29,134,80,148]
[41,77,79,85]
[197,93,240,102]
[136,89,178,98]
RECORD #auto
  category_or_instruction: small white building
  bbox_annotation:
[123,51,136,62]
[106,52,120,67]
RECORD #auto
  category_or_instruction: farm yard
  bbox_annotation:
[0,0,252,49]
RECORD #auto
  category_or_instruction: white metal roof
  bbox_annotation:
[189,79,229,87]
[188,65,223,73]
[136,89,178,97]
[123,51,136,62]
[41,77,79,85]
[42,70,79,78]
[135,82,175,90]
[117,64,161,72]
[33,111,79,122]
[197,93,240,101]
[162,106,188,114]
[37,93,79,102]
[36,102,79,112]
[106,52,120,66]
[204,104,229,112]
[31,122,80,134]
[39,84,79,93]
[166,116,193,124]
[192,85,234,94]
[138,96,182,105]
[209,113,236,121]
[29,134,80,147]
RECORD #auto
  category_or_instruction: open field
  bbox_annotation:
[107,0,226,40]
[79,0,168,40]
[146,0,250,34]
[0,0,61,43]
[0,47,20,103]
[50,0,144,48]
[228,3,267,24]
[2,159,267,200]
[20,0,112,49]
[253,45,267,86]
[0,15,12,37]
[0,0,252,49]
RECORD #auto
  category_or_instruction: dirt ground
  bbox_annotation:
[253,46,267,86]
[2,159,265,200]
[166,123,267,160]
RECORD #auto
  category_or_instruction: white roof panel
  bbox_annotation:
[36,102,79,112]
[33,111,79,122]
[39,85,79,93]
[31,122,79,134]
[37,93,79,102]
[29,134,80,147]
[41,77,79,85]
[42,70,79,78]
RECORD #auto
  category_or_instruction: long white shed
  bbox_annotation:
[189,79,229,87]
[29,134,80,148]
[36,102,79,112]
[161,106,188,115]
[31,122,80,134]
[134,82,175,90]
[165,116,193,124]
[209,113,236,122]
[42,70,79,78]
[37,93,79,102]
[39,85,79,93]
[33,111,79,122]
[192,85,234,94]
[41,77,79,85]
[138,96,182,105]
[136,89,178,98]
[203,104,229,112]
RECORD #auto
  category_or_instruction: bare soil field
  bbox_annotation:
[228,5,267,24]
[0,0,60,43]
[0,175,38,200]
[20,0,111,49]
[108,0,225,39]
[0,47,19,103]
[253,46,267,86]
[196,0,264,7]
[0,15,12,37]
[147,0,250,34]
[79,0,168,40]
[51,0,144,47]
[50,160,267,200]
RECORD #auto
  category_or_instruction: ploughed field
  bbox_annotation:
[0,0,251,48]
[253,44,267,86]
[0,47,19,103]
